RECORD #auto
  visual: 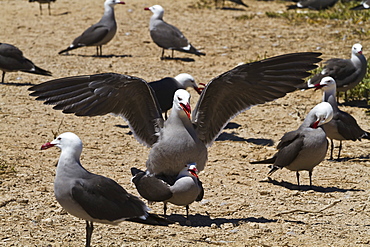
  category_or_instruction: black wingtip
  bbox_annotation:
[350,5,366,10]
[127,213,174,226]
[287,4,298,9]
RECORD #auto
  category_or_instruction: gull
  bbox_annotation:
[41,132,170,247]
[58,0,125,56]
[251,102,333,186]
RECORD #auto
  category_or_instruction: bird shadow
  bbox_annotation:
[224,122,241,129]
[261,178,364,193]
[216,132,274,146]
[219,7,247,11]
[59,53,132,58]
[160,57,195,62]
[339,100,370,109]
[54,11,71,16]
[0,82,36,86]
[327,154,370,163]
[167,213,304,227]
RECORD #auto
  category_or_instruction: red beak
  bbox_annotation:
[194,86,203,95]
[188,168,199,178]
[311,120,319,129]
[118,1,125,4]
[313,83,324,91]
[180,103,191,119]
[41,142,55,150]
[144,7,150,10]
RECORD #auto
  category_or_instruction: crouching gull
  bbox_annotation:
[0,43,52,83]
[251,102,333,186]
[41,132,170,247]
[145,5,206,59]
[131,163,204,217]
[29,0,56,15]
[287,0,338,10]
[58,0,125,56]
[308,44,367,94]
[29,52,321,183]
[149,73,203,119]
[310,77,370,160]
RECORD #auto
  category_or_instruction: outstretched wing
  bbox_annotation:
[192,52,322,146]
[29,73,164,147]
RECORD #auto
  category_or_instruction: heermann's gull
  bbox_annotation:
[29,52,321,179]
[251,102,333,186]
[351,0,370,10]
[58,0,125,56]
[149,73,203,119]
[145,5,206,59]
[131,163,203,217]
[308,44,367,94]
[41,132,170,247]
[287,0,338,10]
[0,43,52,83]
[310,77,370,160]
[29,0,55,15]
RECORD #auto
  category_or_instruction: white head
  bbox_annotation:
[173,89,191,119]
[144,5,164,18]
[175,73,202,94]
[309,102,333,129]
[352,43,363,56]
[313,76,337,92]
[178,163,199,178]
[41,132,83,159]
[105,0,125,7]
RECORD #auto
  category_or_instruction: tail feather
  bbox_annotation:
[22,64,52,76]
[267,165,280,177]
[127,213,173,226]
[287,4,299,9]
[250,156,277,164]
[362,131,370,140]
[351,5,366,10]
[58,45,82,55]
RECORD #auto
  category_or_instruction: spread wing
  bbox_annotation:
[192,52,322,146]
[29,73,164,146]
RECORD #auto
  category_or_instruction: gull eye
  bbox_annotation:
[57,137,61,140]
[178,97,182,101]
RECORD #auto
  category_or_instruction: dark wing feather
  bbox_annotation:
[131,169,173,202]
[73,24,110,46]
[71,175,148,221]
[150,22,189,49]
[192,52,321,146]
[335,110,367,141]
[274,130,304,168]
[29,73,164,146]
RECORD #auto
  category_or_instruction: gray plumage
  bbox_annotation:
[29,52,322,178]
[251,102,333,186]
[310,77,370,160]
[29,0,56,15]
[287,0,338,9]
[308,43,367,93]
[145,5,205,59]
[0,43,52,83]
[149,73,202,119]
[351,0,370,10]
[131,163,204,217]
[41,132,170,247]
[58,0,124,56]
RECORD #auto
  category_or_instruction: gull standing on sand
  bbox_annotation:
[41,132,170,247]
[308,44,367,94]
[0,43,52,83]
[251,102,333,186]
[310,77,370,160]
[145,5,206,59]
[58,0,125,56]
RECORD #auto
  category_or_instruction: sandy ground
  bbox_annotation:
[1,0,370,246]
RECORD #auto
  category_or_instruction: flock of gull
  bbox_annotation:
[1,0,369,246]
